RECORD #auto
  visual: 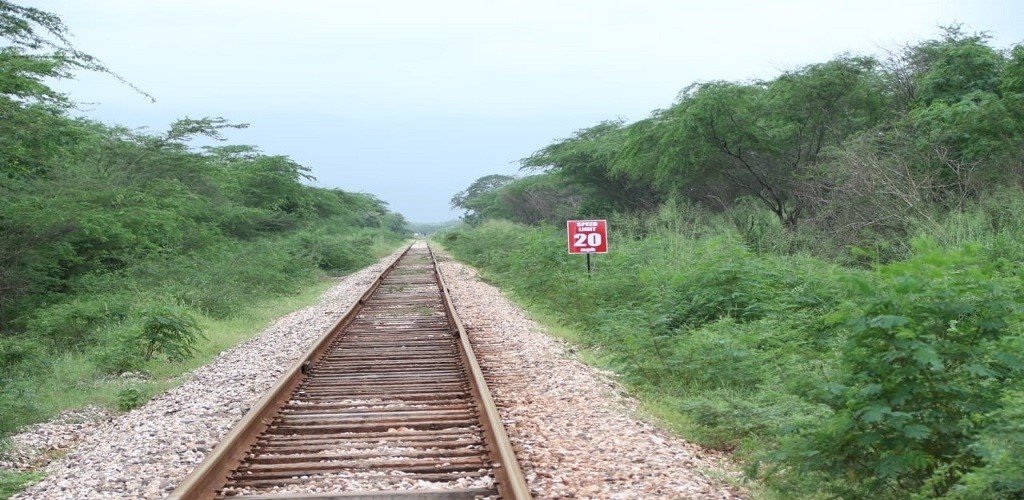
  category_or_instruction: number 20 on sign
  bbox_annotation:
[567,220,608,254]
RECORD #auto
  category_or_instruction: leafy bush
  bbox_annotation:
[952,388,1024,499]
[677,389,831,447]
[287,227,380,274]
[20,296,131,349]
[0,337,43,381]
[441,221,851,455]
[777,240,1024,497]
[91,326,147,375]
[116,387,144,411]
[0,382,41,435]
[138,305,204,362]
[91,241,314,319]
[0,339,47,431]
[660,240,771,329]
[90,303,205,374]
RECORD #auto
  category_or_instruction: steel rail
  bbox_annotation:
[430,245,532,499]
[170,242,531,499]
[169,244,410,499]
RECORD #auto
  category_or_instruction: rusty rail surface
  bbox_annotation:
[171,243,531,499]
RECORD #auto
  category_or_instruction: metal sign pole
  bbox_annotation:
[567,219,607,277]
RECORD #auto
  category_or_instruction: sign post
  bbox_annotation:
[567,219,608,275]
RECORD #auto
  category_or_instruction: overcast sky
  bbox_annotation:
[30,0,1024,222]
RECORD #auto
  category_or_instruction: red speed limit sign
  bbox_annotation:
[567,220,608,254]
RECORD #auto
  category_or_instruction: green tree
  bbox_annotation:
[878,28,1024,205]
[522,120,663,215]
[451,173,581,226]
[1002,45,1024,96]
[0,2,150,178]
[497,173,582,225]
[910,25,1004,106]
[617,56,886,227]
[450,174,517,225]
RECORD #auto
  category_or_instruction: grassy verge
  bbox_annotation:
[21,277,342,415]
[0,470,44,500]
[435,216,1024,498]
[0,242,404,498]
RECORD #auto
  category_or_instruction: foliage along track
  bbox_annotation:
[170,242,530,499]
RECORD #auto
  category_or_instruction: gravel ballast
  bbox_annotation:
[5,244,745,499]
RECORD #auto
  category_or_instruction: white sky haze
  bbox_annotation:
[28,0,1024,222]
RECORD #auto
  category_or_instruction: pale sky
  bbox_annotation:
[29,0,1024,222]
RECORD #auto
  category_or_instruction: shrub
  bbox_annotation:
[0,337,44,381]
[91,325,147,374]
[113,241,314,318]
[287,228,378,274]
[0,382,42,436]
[442,217,1024,499]
[116,387,144,411]
[658,238,844,331]
[21,296,131,350]
[777,240,1023,497]
[952,388,1024,499]
[138,305,204,362]
[90,305,205,374]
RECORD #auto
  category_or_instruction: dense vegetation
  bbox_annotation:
[0,1,407,441]
[443,26,1024,499]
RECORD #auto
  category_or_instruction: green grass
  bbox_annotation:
[13,276,343,422]
[0,470,44,500]
[152,277,341,378]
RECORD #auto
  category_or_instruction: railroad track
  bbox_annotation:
[171,243,530,499]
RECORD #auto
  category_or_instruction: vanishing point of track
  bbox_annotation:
[171,243,531,499]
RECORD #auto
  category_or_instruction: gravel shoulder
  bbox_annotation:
[4,245,746,499]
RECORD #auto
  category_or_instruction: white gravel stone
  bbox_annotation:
[6,243,746,499]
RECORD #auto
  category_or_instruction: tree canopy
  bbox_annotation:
[454,25,1023,238]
